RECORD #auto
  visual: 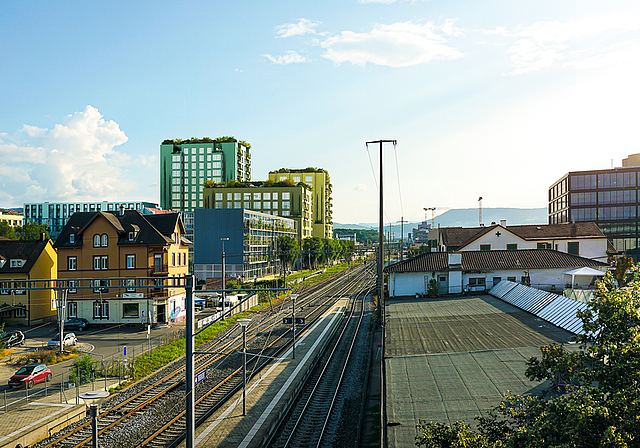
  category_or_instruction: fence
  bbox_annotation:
[2,325,187,413]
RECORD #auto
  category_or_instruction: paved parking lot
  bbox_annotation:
[384,294,575,447]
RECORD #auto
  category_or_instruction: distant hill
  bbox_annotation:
[335,207,547,239]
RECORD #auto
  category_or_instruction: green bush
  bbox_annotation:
[69,355,98,385]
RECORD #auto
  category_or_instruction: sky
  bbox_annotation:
[1,0,640,225]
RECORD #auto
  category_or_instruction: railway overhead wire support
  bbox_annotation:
[366,139,396,326]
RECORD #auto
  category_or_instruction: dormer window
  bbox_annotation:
[70,233,75,244]
[10,259,25,268]
[128,232,135,241]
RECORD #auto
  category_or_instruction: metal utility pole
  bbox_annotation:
[397,217,408,262]
[478,197,483,227]
[186,275,195,448]
[366,139,397,325]
[221,237,229,316]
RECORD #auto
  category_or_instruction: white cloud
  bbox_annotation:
[488,16,640,75]
[354,183,367,191]
[321,21,464,67]
[0,105,141,205]
[275,19,320,38]
[264,51,310,65]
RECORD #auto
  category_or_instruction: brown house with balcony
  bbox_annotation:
[53,209,190,327]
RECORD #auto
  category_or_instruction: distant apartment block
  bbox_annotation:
[203,183,313,240]
[24,201,159,241]
[0,211,23,228]
[160,139,251,212]
[268,168,333,238]
[549,153,640,256]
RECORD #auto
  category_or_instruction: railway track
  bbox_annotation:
[36,262,373,448]
[269,267,375,448]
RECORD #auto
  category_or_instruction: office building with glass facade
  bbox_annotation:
[549,158,640,256]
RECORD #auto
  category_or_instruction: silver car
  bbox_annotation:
[47,332,77,348]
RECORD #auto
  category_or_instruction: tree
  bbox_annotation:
[303,237,324,269]
[610,254,634,286]
[277,235,299,272]
[339,240,355,263]
[14,222,49,240]
[416,269,640,448]
[0,221,16,240]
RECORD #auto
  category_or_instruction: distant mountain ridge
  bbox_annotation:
[335,207,548,238]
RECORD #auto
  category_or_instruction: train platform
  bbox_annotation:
[182,298,349,448]
[383,294,575,447]
[0,380,120,448]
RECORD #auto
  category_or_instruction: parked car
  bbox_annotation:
[8,364,52,388]
[0,330,25,348]
[63,318,90,331]
[47,332,77,348]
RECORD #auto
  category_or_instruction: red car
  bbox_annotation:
[8,364,52,388]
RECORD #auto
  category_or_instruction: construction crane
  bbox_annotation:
[424,207,450,229]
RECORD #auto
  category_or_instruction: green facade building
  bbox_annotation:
[203,184,313,241]
[160,139,251,211]
[268,168,333,238]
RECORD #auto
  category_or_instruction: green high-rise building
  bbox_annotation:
[160,139,251,211]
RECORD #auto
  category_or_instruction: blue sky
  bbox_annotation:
[1,0,639,224]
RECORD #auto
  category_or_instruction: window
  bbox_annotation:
[568,242,579,255]
[253,192,261,200]
[272,192,278,200]
[124,278,136,292]
[305,176,313,182]
[67,302,77,318]
[93,279,109,293]
[293,176,300,182]
[537,242,552,249]
[123,303,139,318]
[468,278,486,287]
[215,193,223,201]
[506,243,517,250]
[15,307,26,318]
[480,244,491,251]
[126,255,135,269]
[93,234,101,247]
[254,202,261,209]
[172,253,176,266]
[68,256,77,271]
[93,256,106,270]
[129,231,136,241]
[69,233,75,243]
[93,301,109,319]
[492,277,502,287]
[282,202,290,210]
[68,280,77,294]
[282,192,290,200]
[15,281,26,294]
[507,276,516,282]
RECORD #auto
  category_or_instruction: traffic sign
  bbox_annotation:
[195,370,206,385]
[283,317,293,324]
[295,317,305,325]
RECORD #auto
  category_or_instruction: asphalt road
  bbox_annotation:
[1,319,186,410]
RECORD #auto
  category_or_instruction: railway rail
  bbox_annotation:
[36,262,373,448]
[269,267,375,448]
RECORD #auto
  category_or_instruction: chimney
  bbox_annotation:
[119,204,125,216]
[500,219,507,227]
[571,223,577,237]
[40,232,47,241]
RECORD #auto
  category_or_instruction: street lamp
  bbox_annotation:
[79,390,109,448]
[221,237,229,317]
[238,318,252,416]
[290,294,298,359]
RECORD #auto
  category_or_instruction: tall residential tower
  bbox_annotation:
[160,139,251,212]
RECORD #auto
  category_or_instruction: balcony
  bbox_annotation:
[149,265,169,275]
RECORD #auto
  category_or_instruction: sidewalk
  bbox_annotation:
[0,378,121,448]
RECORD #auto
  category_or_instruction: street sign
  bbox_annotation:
[283,317,293,324]
[195,370,206,385]
[295,317,305,325]
[123,346,127,356]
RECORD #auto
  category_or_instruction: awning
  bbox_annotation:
[564,266,606,288]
